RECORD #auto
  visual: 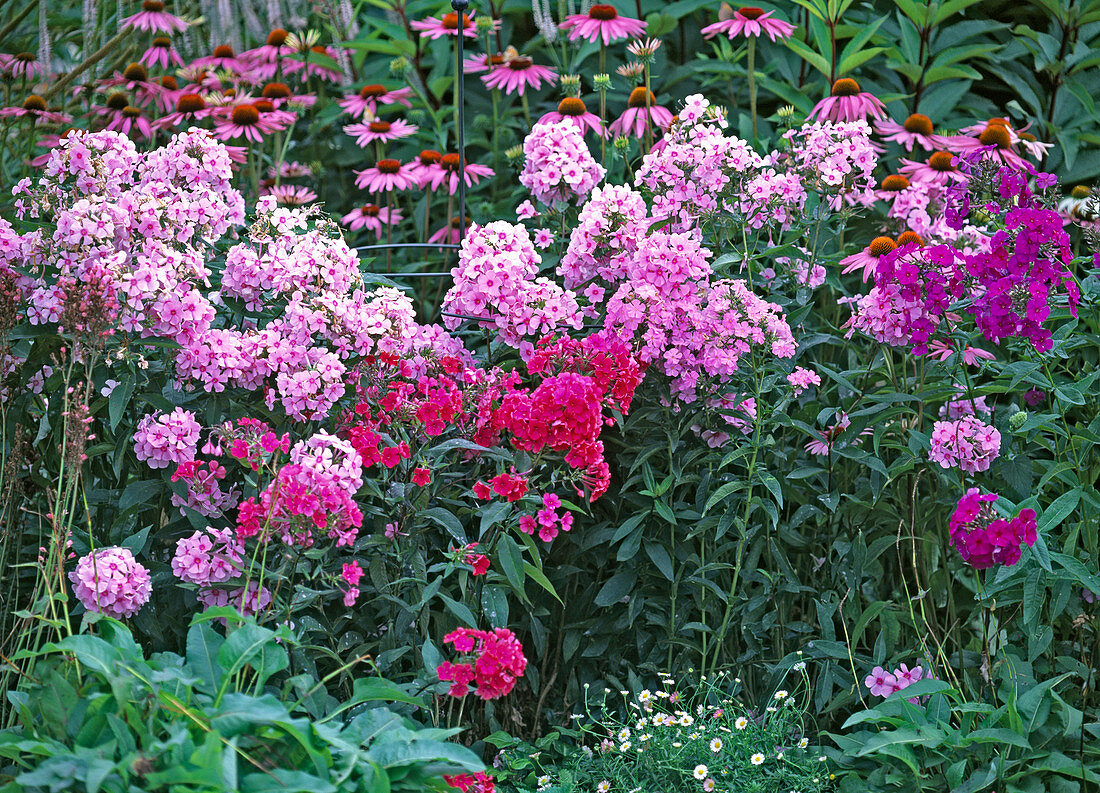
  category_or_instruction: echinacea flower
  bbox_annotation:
[338,84,414,118]
[341,203,403,237]
[106,104,155,139]
[213,103,283,143]
[411,10,482,39]
[875,113,948,151]
[840,236,897,281]
[926,339,995,366]
[263,184,318,206]
[428,153,496,194]
[260,82,317,108]
[482,55,557,96]
[899,151,968,186]
[807,78,886,123]
[354,159,416,192]
[942,122,1028,169]
[429,215,472,245]
[608,87,673,138]
[140,36,184,69]
[538,96,606,137]
[0,95,70,124]
[241,28,292,78]
[194,45,243,72]
[154,92,215,129]
[100,62,165,105]
[343,118,419,146]
[6,51,46,79]
[269,160,313,179]
[560,4,647,45]
[463,52,505,74]
[875,173,911,201]
[287,45,346,83]
[702,6,796,42]
[407,149,445,188]
[121,0,187,33]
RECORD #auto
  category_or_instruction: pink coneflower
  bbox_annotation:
[899,151,969,186]
[354,159,416,192]
[263,184,319,206]
[410,11,482,39]
[805,413,869,456]
[927,339,995,366]
[140,36,184,69]
[560,4,647,46]
[241,28,291,78]
[91,90,133,119]
[429,215,472,245]
[100,62,165,105]
[808,78,886,123]
[269,160,313,179]
[943,123,1028,169]
[286,45,345,83]
[407,149,445,188]
[702,6,795,41]
[875,173,911,202]
[344,118,419,146]
[1017,131,1053,160]
[121,0,188,33]
[249,97,297,127]
[194,45,243,73]
[840,236,897,281]
[482,55,557,96]
[5,52,46,80]
[427,153,495,195]
[609,87,673,138]
[875,113,947,151]
[338,84,414,118]
[30,132,64,167]
[213,103,283,143]
[260,81,317,108]
[106,105,155,139]
[153,92,215,129]
[176,66,222,93]
[341,203,403,237]
[538,96,605,137]
[464,52,505,74]
[0,95,71,124]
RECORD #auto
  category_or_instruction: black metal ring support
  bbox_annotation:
[452,0,469,245]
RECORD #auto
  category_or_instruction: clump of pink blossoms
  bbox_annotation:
[948,488,1037,569]
[928,415,1001,473]
[69,547,152,618]
[171,525,245,586]
[864,662,926,703]
[133,407,201,469]
[437,627,528,701]
[519,122,605,206]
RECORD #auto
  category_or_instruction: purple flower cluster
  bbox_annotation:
[171,525,244,586]
[133,407,202,469]
[519,122,605,206]
[949,488,1037,569]
[69,547,152,618]
[928,415,1001,473]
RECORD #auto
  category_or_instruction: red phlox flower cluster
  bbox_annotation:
[445,772,495,793]
[519,493,575,543]
[526,332,645,416]
[949,488,1037,569]
[500,372,604,469]
[437,627,527,700]
[473,471,530,501]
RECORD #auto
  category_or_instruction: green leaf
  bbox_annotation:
[496,533,527,603]
[108,373,136,433]
[119,480,162,513]
[1039,489,1081,532]
[186,620,225,692]
[594,569,636,607]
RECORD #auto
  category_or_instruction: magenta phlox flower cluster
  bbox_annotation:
[558,185,650,291]
[171,525,245,586]
[949,488,1037,569]
[443,221,582,348]
[519,122,605,206]
[170,459,240,518]
[939,384,991,419]
[69,547,152,618]
[134,407,201,469]
[197,581,273,618]
[928,415,1001,473]
[864,663,926,703]
[288,431,364,496]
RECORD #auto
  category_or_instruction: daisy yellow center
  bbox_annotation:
[1071,185,1091,199]
[441,12,472,29]
[738,7,766,19]
[589,4,619,20]
[369,120,392,132]
[213,45,235,58]
[628,86,656,108]
[231,104,260,125]
[896,231,923,246]
[831,78,860,97]
[928,151,955,171]
[22,95,46,111]
[880,174,910,191]
[123,62,149,81]
[267,29,289,46]
[419,149,442,164]
[142,0,165,10]
[978,125,1011,148]
[177,93,206,112]
[360,84,386,99]
[902,113,933,135]
[106,91,130,110]
[558,97,587,116]
[262,82,291,99]
[869,237,897,257]
[377,159,402,174]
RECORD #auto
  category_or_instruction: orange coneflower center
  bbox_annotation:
[589,4,619,20]
[222,87,237,97]
[377,159,402,174]
[160,75,178,89]
[106,91,130,110]
[869,236,897,257]
[558,97,587,116]
[310,45,327,55]
[896,230,923,247]
[902,113,933,135]
[360,84,386,99]
[1071,185,1091,199]
[122,106,143,118]
[142,0,165,10]
[978,125,1012,148]
[360,204,381,216]
[123,62,149,82]
[831,78,860,97]
[213,45,235,58]
[441,153,461,170]
[441,12,472,29]
[450,215,472,228]
[738,7,766,19]
[628,86,656,108]
[489,54,505,65]
[880,174,910,192]
[252,99,275,113]
[153,36,172,48]
[507,56,534,70]
[369,120,392,133]
[262,82,291,99]
[267,28,289,46]
[987,117,1009,127]
[929,151,955,171]
[22,95,47,112]
[176,93,206,113]
[231,104,260,125]
[14,52,35,62]
[419,149,442,165]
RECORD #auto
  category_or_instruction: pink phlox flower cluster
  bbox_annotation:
[288,431,364,495]
[197,581,273,617]
[171,525,244,586]
[773,248,826,289]
[519,122,606,206]
[69,547,152,618]
[134,407,201,469]
[928,415,1001,473]
[787,367,821,395]
[864,663,926,703]
[949,488,1037,569]
[738,168,807,230]
[443,221,582,349]
[170,459,240,517]
[784,121,878,199]
[518,492,575,543]
[939,384,991,419]
[558,185,649,292]
[437,627,527,700]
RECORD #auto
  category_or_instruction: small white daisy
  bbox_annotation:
[596,782,611,793]
[774,690,789,700]
[793,661,807,671]
[751,753,765,766]
[617,728,631,741]
[703,779,716,792]
[735,717,748,730]
[620,741,631,752]
[709,738,723,753]
[798,738,809,749]
[693,764,708,780]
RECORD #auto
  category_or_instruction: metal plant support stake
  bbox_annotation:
[452,0,469,245]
